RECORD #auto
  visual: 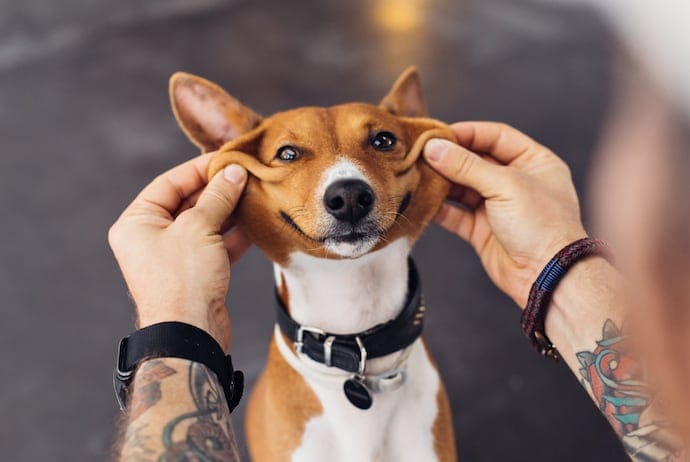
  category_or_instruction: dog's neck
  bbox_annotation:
[275,238,411,337]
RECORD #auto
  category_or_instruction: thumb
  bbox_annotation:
[194,164,247,232]
[424,138,506,198]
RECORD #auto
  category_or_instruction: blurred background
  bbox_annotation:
[0,0,628,460]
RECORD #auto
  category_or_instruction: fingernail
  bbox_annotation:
[224,164,246,184]
[424,139,449,162]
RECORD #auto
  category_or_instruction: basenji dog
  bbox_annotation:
[169,67,458,461]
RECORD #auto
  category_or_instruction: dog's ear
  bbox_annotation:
[379,66,428,117]
[170,72,262,153]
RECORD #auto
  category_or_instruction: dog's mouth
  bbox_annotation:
[279,211,380,244]
[279,191,412,250]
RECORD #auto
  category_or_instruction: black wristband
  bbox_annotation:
[114,321,244,413]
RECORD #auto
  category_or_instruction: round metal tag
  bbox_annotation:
[343,378,372,410]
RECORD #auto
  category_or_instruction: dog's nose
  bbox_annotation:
[323,179,375,224]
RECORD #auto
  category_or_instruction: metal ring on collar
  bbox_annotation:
[323,335,336,367]
[355,336,367,376]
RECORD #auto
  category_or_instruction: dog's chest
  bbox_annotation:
[291,340,441,462]
[276,239,442,461]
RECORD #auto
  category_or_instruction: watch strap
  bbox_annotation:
[114,321,243,413]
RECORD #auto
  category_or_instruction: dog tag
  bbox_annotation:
[343,377,372,410]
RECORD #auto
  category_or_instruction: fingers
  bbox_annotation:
[450,122,541,165]
[433,202,475,243]
[223,227,251,265]
[174,190,203,217]
[128,153,215,219]
[193,164,248,232]
[424,138,506,199]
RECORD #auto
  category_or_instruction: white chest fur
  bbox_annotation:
[292,339,440,462]
[274,238,442,461]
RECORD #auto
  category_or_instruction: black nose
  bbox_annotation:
[323,179,375,224]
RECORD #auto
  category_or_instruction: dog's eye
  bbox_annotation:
[276,146,300,162]
[371,131,397,151]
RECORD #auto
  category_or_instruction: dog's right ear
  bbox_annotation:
[379,67,428,117]
[169,72,262,153]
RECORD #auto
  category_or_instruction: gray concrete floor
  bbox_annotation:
[0,0,628,460]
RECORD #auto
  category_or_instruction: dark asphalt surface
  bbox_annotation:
[0,0,628,460]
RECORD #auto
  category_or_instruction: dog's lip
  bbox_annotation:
[279,211,379,244]
[279,211,324,243]
[327,231,376,244]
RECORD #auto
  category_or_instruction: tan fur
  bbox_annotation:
[434,384,458,462]
[202,107,452,266]
[170,67,457,461]
[170,68,454,266]
[424,342,458,462]
[246,337,324,461]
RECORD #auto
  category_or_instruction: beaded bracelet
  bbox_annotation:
[520,237,611,361]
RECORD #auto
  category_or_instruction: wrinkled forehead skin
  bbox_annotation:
[207,103,453,265]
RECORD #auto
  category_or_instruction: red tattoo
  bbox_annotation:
[129,360,176,420]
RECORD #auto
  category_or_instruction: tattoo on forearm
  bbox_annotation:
[116,360,239,462]
[129,360,177,421]
[576,320,684,461]
[158,362,238,461]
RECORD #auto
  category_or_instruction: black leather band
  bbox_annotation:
[114,322,244,413]
[275,258,425,373]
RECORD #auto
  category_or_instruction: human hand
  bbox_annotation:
[108,153,250,352]
[423,122,587,307]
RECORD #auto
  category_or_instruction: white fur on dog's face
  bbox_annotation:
[316,159,379,258]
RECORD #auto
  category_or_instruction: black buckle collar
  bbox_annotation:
[275,258,425,374]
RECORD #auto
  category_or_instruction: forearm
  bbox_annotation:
[546,258,622,374]
[545,258,685,460]
[115,358,240,461]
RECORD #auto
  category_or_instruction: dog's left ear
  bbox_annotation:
[379,66,428,117]
[170,72,262,153]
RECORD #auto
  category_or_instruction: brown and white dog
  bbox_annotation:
[169,67,458,461]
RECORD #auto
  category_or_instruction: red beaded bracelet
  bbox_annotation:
[520,237,612,361]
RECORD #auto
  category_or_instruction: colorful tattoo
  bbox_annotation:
[577,320,684,461]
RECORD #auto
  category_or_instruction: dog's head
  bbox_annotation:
[170,67,452,264]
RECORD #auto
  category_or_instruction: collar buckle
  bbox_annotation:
[295,325,326,355]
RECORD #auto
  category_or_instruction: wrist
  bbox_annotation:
[545,257,620,353]
[520,237,613,359]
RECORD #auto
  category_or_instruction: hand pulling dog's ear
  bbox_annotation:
[169,72,262,153]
